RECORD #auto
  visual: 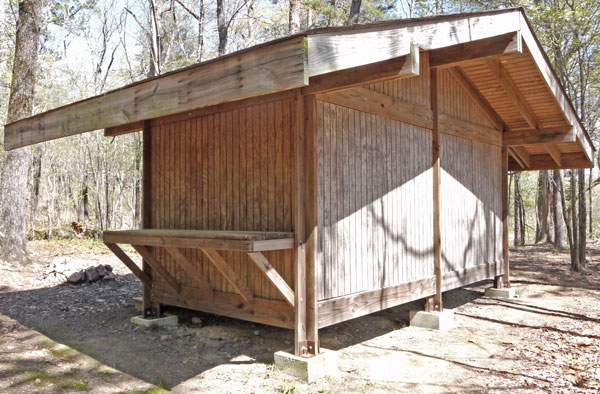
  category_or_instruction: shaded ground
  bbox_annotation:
[0,239,599,393]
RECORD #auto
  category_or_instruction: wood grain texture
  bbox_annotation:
[307,9,521,76]
[153,283,294,329]
[5,37,308,150]
[317,276,436,328]
[145,94,296,301]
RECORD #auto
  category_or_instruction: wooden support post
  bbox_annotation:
[305,94,319,355]
[141,121,159,318]
[294,91,319,356]
[431,66,443,311]
[501,146,510,287]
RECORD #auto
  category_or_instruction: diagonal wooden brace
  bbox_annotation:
[164,247,213,296]
[104,243,152,287]
[201,248,254,304]
[247,252,295,306]
[133,245,181,294]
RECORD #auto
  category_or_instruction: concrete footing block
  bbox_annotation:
[274,348,339,383]
[130,314,178,328]
[485,287,516,298]
[409,310,454,330]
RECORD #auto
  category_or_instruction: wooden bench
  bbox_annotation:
[103,229,296,307]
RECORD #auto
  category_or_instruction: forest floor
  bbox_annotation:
[0,240,599,393]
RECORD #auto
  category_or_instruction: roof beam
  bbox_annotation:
[302,43,419,95]
[447,66,505,131]
[430,31,521,69]
[105,121,144,137]
[4,36,309,150]
[486,58,539,129]
[519,13,594,160]
[317,87,501,146]
[509,153,591,171]
[503,128,575,146]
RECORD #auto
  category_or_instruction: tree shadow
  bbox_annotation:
[455,312,600,340]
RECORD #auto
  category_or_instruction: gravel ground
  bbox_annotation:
[0,239,599,393]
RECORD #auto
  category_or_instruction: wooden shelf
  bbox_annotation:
[103,229,295,252]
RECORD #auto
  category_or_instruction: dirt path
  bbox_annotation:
[1,240,599,393]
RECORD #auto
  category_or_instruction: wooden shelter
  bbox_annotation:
[4,8,594,357]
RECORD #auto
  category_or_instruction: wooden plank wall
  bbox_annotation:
[149,95,295,301]
[315,100,434,300]
[315,56,502,302]
[438,69,503,275]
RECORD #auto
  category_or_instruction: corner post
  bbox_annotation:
[304,94,319,355]
[500,146,510,287]
[142,120,160,317]
[293,91,318,356]
[431,66,443,311]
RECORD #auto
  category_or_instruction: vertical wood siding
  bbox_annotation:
[316,100,434,300]
[315,62,502,301]
[149,96,295,301]
[439,68,502,273]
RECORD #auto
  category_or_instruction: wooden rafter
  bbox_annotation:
[430,31,521,69]
[104,243,151,287]
[512,146,531,168]
[508,147,526,169]
[248,252,295,306]
[486,58,539,129]
[545,144,562,166]
[317,87,501,146]
[447,66,504,130]
[201,248,254,304]
[164,247,213,294]
[132,245,181,294]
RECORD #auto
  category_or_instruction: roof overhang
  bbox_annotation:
[3,8,594,170]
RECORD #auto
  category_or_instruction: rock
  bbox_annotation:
[104,264,113,272]
[253,330,259,336]
[191,317,203,325]
[96,265,108,277]
[85,267,100,282]
[160,335,168,341]
[67,271,84,284]
[103,271,116,280]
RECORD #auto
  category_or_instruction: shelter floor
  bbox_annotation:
[0,240,599,393]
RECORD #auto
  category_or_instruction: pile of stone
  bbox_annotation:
[67,264,116,284]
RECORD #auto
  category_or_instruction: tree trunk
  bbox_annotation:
[513,172,523,246]
[588,166,593,235]
[578,168,586,267]
[535,171,552,243]
[552,170,567,248]
[0,0,41,264]
[570,171,580,271]
[217,0,227,56]
[197,0,204,61]
[348,0,362,25]
[29,146,43,220]
[289,0,301,33]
